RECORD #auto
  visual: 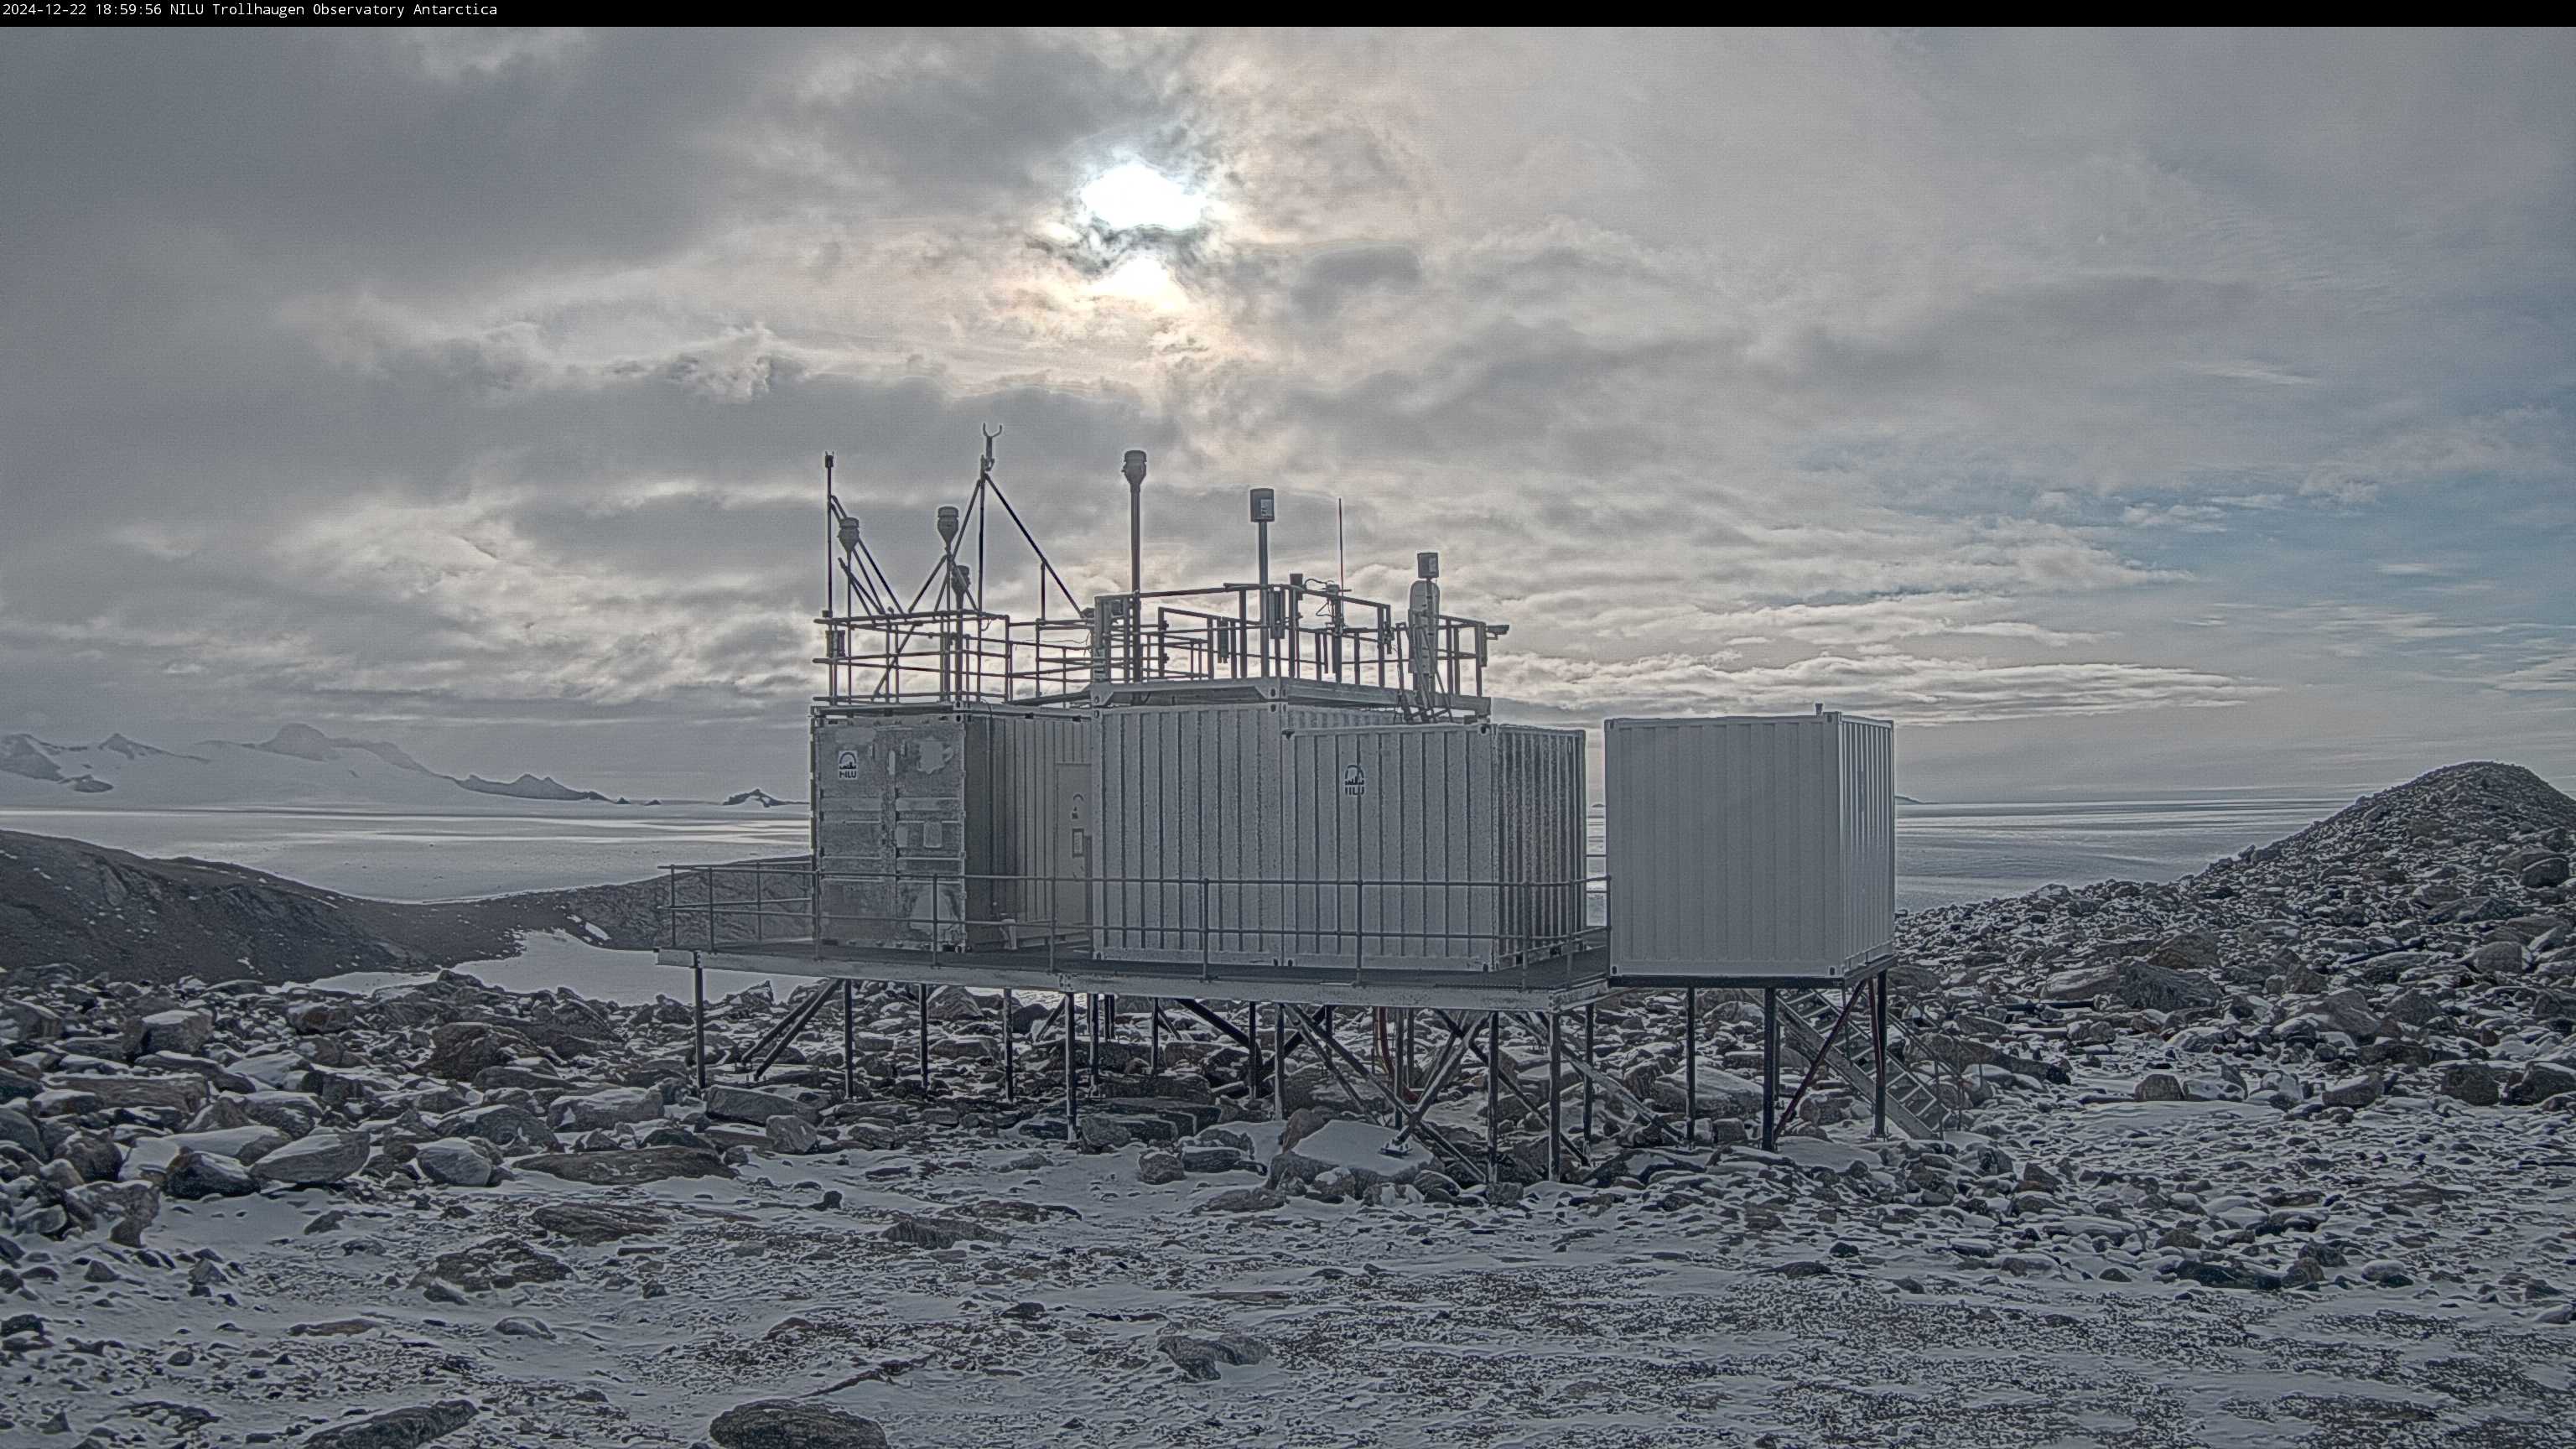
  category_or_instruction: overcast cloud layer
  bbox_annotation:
[3,29,2570,801]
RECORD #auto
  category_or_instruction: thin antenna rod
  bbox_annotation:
[1337,496,1346,591]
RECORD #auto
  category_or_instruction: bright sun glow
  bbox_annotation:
[1093,255,1183,307]
[1079,163,1205,231]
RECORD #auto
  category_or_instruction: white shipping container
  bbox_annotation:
[1605,712,1893,981]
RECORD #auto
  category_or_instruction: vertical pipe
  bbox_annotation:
[1546,1010,1561,1184]
[841,978,855,1101]
[917,982,930,1094]
[1684,987,1697,1146]
[1269,1003,1285,1114]
[1762,986,1779,1151]
[692,953,707,1090]
[1150,997,1162,1075]
[1872,972,1889,1140]
[1484,1011,1500,1188]
[1062,990,1078,1131]
[1247,1001,1261,1090]
[1582,1004,1595,1140]
[1003,988,1017,1103]
[1088,995,1102,1089]
[1257,519,1271,677]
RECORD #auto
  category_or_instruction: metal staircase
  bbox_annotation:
[1717,983,1969,1139]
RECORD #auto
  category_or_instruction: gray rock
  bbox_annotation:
[2114,959,2220,1012]
[2523,855,2571,888]
[1158,1331,1272,1381]
[705,1084,813,1125]
[48,1073,208,1115]
[433,1103,558,1155]
[164,1148,258,1199]
[552,1086,663,1132]
[301,1398,477,1448]
[411,1236,570,1294]
[413,1138,497,1187]
[2133,1072,2190,1103]
[1197,1187,1285,1213]
[2468,941,2527,975]
[0,1105,42,1158]
[2434,1061,2512,1107]
[2321,1075,2382,1109]
[531,1202,671,1245]
[517,1147,732,1186]
[2511,1060,2576,1106]
[421,1024,514,1082]
[136,1008,214,1057]
[494,1316,554,1338]
[252,1130,371,1186]
[708,1399,889,1449]
[765,1114,822,1155]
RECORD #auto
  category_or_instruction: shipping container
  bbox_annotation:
[812,705,1092,949]
[1604,712,1894,981]
[1281,721,1587,969]
[1090,700,1385,960]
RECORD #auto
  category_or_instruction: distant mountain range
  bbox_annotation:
[0,724,670,808]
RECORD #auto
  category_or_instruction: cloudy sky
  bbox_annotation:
[3,29,2570,801]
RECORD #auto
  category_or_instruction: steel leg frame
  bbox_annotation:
[1872,972,1889,1140]
[692,952,707,1090]
[1762,986,1779,1151]
[842,979,856,1100]
[1002,988,1017,1103]
[1061,989,1078,1130]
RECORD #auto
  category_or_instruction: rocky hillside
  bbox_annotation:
[0,831,664,985]
[1896,761,2574,1113]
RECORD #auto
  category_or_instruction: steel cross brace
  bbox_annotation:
[1383,1019,1487,1185]
[1505,1010,1685,1150]
[1431,1010,1591,1173]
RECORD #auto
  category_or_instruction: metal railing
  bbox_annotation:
[662,860,1607,984]
[815,579,1494,709]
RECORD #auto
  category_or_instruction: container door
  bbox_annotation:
[1051,761,1092,936]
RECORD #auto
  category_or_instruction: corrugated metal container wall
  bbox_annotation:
[1282,722,1587,968]
[1605,714,1894,979]
[1092,701,1383,960]
[961,709,1093,939]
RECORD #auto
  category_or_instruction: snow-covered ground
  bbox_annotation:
[19,1077,2573,1447]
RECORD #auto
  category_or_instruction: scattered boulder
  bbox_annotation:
[421,1024,513,1082]
[517,1147,732,1186]
[1158,1331,1274,1381]
[706,1084,813,1125]
[164,1147,258,1199]
[136,1008,214,1057]
[708,1400,889,1449]
[413,1138,499,1187]
[301,1398,477,1449]
[530,1202,669,1244]
[252,1130,372,1187]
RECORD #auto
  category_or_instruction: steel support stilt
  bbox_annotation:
[1002,988,1016,1103]
[1270,1002,1285,1113]
[1872,971,1889,1140]
[691,952,707,1090]
[1246,1002,1261,1090]
[1062,989,1078,1131]
[1762,985,1779,1151]
[1546,1010,1562,1183]
[1582,1004,1595,1141]
[1685,987,1698,1147]
[1150,996,1162,1075]
[841,979,855,1101]
[1484,1011,1501,1188]
[917,982,931,1093]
